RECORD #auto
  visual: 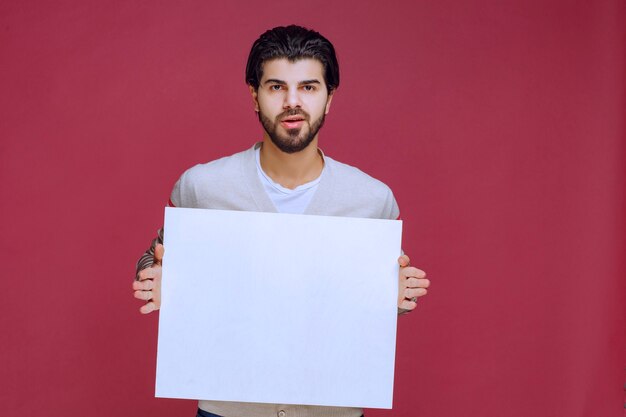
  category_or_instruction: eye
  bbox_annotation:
[302,85,316,92]
[270,85,283,91]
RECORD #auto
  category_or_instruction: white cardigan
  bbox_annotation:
[163,143,400,417]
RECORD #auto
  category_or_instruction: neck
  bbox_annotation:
[259,136,324,190]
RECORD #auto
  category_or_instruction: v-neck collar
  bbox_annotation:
[241,142,335,215]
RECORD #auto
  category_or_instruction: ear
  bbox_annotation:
[249,85,259,112]
[324,89,335,115]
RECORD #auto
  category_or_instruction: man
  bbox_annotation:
[133,25,430,417]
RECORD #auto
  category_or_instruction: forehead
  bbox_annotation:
[260,58,325,83]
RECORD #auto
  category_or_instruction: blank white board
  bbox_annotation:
[156,207,402,408]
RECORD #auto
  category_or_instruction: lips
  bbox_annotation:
[280,115,306,129]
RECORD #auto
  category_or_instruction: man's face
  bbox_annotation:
[251,58,334,153]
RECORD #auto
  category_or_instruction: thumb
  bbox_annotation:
[398,254,410,267]
[154,243,165,265]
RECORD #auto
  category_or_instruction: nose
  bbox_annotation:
[283,87,302,109]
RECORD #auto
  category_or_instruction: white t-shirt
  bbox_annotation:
[255,147,323,214]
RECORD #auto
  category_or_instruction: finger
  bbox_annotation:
[154,244,165,265]
[405,277,430,289]
[397,254,410,267]
[132,280,154,291]
[139,302,157,314]
[398,299,417,311]
[134,290,153,301]
[405,288,427,299]
[138,267,158,281]
[401,266,426,279]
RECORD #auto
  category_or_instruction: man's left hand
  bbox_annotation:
[398,254,429,311]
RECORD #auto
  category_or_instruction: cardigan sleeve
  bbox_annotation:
[134,170,186,280]
[134,227,163,280]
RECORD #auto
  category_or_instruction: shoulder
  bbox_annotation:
[325,156,394,197]
[170,146,254,207]
[324,156,400,220]
[180,147,250,184]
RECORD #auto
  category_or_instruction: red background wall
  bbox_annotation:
[1,1,624,416]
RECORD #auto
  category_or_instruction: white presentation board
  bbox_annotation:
[155,207,402,408]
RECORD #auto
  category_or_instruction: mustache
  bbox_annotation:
[277,109,310,120]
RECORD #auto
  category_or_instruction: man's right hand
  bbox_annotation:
[132,244,164,314]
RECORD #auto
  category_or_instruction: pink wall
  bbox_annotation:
[1,1,623,416]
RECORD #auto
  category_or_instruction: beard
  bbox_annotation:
[258,108,326,154]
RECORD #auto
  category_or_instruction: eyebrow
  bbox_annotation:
[264,79,322,86]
